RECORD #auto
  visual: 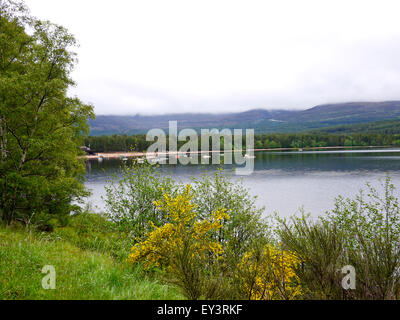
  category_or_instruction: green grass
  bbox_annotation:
[51,212,134,262]
[0,215,184,300]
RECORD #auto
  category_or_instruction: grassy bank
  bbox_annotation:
[0,214,183,300]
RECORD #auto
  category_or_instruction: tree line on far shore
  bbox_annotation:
[84,132,400,153]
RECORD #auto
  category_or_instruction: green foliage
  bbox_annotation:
[127,186,232,300]
[324,176,400,299]
[84,132,399,154]
[85,134,151,153]
[0,0,94,226]
[277,216,346,299]
[105,165,271,299]
[191,169,270,263]
[277,176,400,300]
[104,160,177,237]
[0,224,183,300]
[104,163,269,256]
[312,119,400,134]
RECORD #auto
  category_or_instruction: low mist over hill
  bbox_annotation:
[89,101,400,136]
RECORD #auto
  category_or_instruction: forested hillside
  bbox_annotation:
[309,119,400,134]
[89,101,400,135]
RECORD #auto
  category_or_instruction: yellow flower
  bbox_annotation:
[128,185,228,271]
[236,244,302,300]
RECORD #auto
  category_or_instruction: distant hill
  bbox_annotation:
[89,101,400,136]
[309,119,400,134]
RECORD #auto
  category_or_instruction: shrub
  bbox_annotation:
[191,169,270,263]
[104,161,177,238]
[128,185,230,299]
[277,175,400,300]
[235,243,302,300]
[108,167,273,299]
[324,175,400,299]
[277,216,347,299]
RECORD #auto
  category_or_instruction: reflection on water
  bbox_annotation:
[84,148,400,218]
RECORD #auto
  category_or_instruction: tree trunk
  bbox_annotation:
[0,116,6,164]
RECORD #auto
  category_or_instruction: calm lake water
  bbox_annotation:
[84,148,400,218]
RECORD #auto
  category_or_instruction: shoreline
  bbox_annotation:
[81,145,394,160]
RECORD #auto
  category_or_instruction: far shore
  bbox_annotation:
[80,145,393,160]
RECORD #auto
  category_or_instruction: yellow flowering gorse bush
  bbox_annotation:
[127,185,229,270]
[237,244,302,300]
[127,185,304,300]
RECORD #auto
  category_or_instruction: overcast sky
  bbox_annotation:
[25,0,400,115]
